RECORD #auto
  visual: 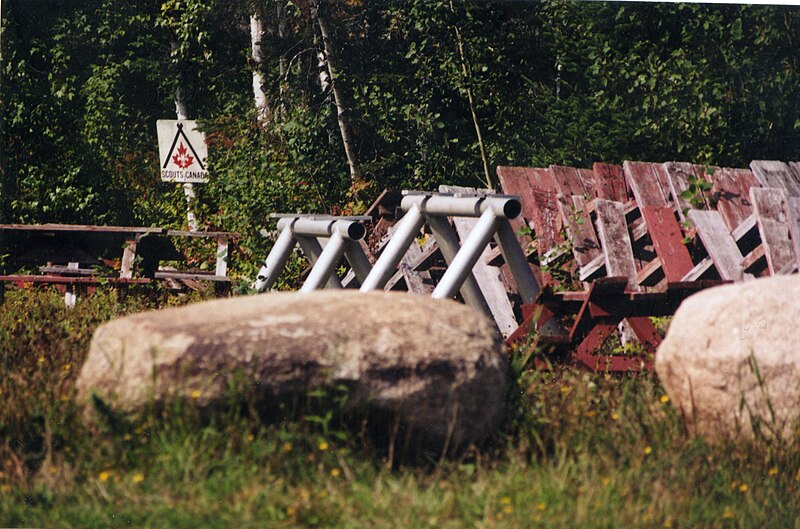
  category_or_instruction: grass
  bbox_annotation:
[1,287,799,528]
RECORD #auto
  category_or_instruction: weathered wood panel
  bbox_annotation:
[640,206,694,282]
[495,166,537,252]
[687,210,744,281]
[549,165,590,197]
[661,162,712,222]
[593,163,628,203]
[594,199,639,290]
[750,187,795,274]
[577,169,596,198]
[712,167,759,231]
[750,160,800,197]
[785,197,800,270]
[556,194,601,267]
[623,161,669,207]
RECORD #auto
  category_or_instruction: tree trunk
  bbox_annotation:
[310,0,363,187]
[171,40,199,231]
[250,13,270,126]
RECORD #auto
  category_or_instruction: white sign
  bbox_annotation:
[156,120,209,183]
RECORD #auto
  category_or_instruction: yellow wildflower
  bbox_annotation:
[502,505,513,514]
[282,442,293,453]
[536,502,547,511]
[330,468,341,477]
[318,441,329,451]
[739,484,748,493]
[663,518,673,528]
[768,467,778,477]
[585,410,596,417]
[37,356,45,365]
[722,507,734,519]
[132,473,144,484]
[246,434,255,442]
[610,412,620,421]
[98,470,112,482]
[500,496,512,505]
[644,446,652,456]
[62,363,71,371]
[287,506,296,516]
[561,385,570,394]
[601,477,611,486]
[660,395,670,404]
[190,389,201,399]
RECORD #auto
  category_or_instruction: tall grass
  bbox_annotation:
[1,287,798,528]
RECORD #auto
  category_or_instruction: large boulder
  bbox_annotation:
[656,275,800,440]
[76,290,505,453]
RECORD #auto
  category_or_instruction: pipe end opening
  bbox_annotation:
[504,199,522,219]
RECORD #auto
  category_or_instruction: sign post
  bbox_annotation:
[156,119,209,229]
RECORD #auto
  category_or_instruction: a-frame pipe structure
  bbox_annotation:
[252,215,371,292]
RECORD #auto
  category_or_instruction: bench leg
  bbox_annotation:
[64,285,77,308]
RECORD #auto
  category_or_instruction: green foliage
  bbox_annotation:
[4,1,800,282]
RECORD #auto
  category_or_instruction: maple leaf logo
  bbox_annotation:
[172,143,194,169]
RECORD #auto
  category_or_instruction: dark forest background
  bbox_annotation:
[4,0,800,274]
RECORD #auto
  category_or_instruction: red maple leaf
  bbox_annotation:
[172,143,194,169]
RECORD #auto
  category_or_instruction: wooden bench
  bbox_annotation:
[0,224,237,305]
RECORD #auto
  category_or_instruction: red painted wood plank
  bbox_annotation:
[593,163,628,202]
[549,165,589,197]
[640,206,694,282]
[497,166,539,221]
[712,167,760,231]
[623,161,669,207]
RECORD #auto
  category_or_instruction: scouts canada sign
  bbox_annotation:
[156,120,209,183]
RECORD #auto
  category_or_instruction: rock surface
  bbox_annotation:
[76,290,505,453]
[656,275,800,440]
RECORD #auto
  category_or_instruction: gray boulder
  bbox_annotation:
[76,290,506,453]
[656,275,800,440]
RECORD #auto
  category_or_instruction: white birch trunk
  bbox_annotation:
[172,41,199,231]
[250,13,270,126]
[311,0,362,186]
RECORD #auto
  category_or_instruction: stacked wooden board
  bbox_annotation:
[363,160,800,370]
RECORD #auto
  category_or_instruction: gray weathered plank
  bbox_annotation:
[555,193,601,267]
[662,162,711,222]
[687,210,745,281]
[750,161,800,197]
[785,196,800,270]
[750,187,795,274]
[594,199,639,290]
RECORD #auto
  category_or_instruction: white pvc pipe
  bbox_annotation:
[301,232,347,292]
[252,225,296,292]
[344,240,373,285]
[432,209,499,300]
[426,215,491,315]
[278,217,366,240]
[400,195,521,219]
[360,204,426,291]
[296,235,342,289]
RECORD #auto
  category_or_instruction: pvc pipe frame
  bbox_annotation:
[252,217,371,292]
